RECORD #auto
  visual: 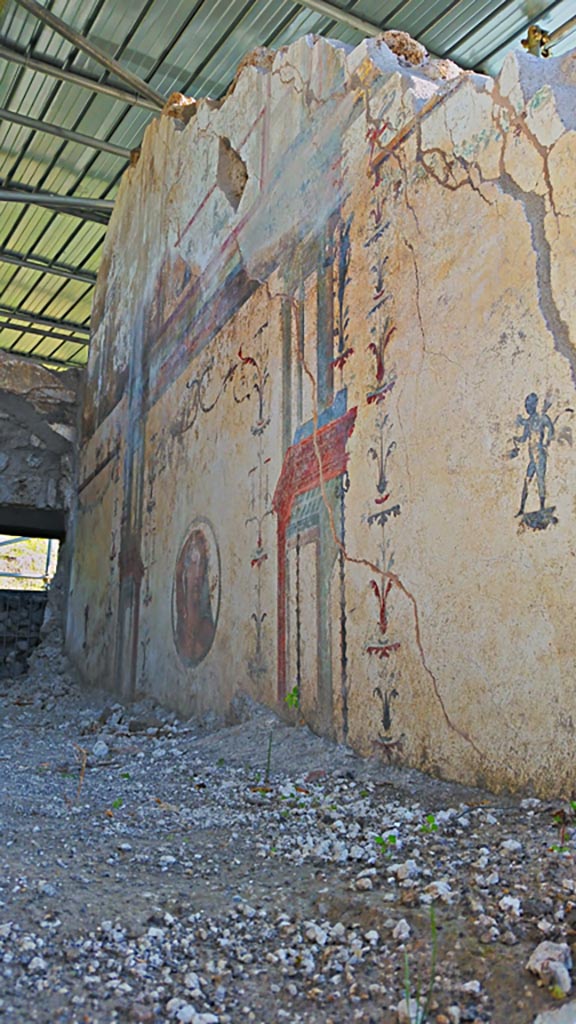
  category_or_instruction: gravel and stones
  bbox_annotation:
[1,635,575,1023]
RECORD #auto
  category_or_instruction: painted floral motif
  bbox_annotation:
[331,214,355,372]
[234,322,271,436]
[235,323,273,678]
[363,123,403,757]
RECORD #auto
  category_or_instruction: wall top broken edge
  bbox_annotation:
[93,33,576,313]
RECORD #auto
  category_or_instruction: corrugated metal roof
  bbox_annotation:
[0,0,574,367]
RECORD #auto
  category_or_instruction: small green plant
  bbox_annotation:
[120,772,131,780]
[285,685,299,709]
[402,904,438,1024]
[421,813,438,834]
[374,833,397,856]
[217,757,225,768]
[112,797,123,810]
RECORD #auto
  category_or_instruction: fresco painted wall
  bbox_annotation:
[68,33,576,796]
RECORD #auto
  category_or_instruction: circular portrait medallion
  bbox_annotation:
[172,519,221,667]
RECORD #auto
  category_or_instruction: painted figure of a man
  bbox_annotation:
[512,392,554,516]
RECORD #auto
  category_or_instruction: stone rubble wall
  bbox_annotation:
[68,31,576,796]
[0,352,80,514]
[0,589,47,677]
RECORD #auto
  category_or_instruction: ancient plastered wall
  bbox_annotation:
[69,34,576,796]
[0,353,79,514]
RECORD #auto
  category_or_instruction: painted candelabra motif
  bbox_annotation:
[365,408,401,666]
[234,322,273,678]
[332,213,355,373]
[363,122,403,757]
[372,673,404,760]
[509,392,573,531]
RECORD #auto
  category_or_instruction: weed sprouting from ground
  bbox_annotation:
[374,832,397,856]
[402,904,438,1024]
[285,685,299,709]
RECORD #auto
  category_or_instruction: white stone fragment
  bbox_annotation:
[423,880,453,902]
[526,941,573,994]
[355,875,373,891]
[533,1000,576,1024]
[397,996,424,1023]
[396,859,419,881]
[393,918,411,942]
[538,919,554,934]
[499,895,521,917]
[184,971,202,991]
[92,739,109,759]
[500,839,522,854]
[176,1007,197,1024]
[461,979,481,994]
[305,923,327,946]
[27,956,47,972]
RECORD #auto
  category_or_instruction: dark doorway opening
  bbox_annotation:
[0,509,65,678]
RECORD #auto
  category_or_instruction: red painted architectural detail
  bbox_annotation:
[273,409,357,529]
[273,407,357,698]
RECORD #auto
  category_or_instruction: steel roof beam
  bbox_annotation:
[0,107,132,159]
[0,303,91,336]
[0,319,89,348]
[0,41,159,111]
[14,0,165,108]
[549,13,576,47]
[296,0,382,36]
[0,248,97,284]
[0,185,112,223]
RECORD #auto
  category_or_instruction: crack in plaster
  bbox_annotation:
[272,61,339,113]
[498,170,575,388]
[491,79,560,220]
[414,123,495,208]
[480,78,576,386]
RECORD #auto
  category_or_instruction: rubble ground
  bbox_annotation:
[1,638,575,1024]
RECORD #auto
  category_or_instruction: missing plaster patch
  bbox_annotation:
[217,137,248,211]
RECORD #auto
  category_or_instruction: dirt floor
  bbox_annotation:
[0,636,575,1024]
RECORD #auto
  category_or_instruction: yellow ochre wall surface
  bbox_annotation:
[68,33,576,796]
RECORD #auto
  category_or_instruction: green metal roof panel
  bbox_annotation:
[1,0,575,367]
